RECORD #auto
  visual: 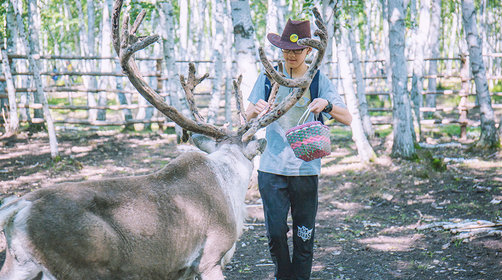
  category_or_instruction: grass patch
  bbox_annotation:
[48,97,70,106]
[330,127,352,138]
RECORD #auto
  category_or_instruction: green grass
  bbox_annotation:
[375,126,393,137]
[330,127,352,138]
[48,97,70,106]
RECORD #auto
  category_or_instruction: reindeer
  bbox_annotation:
[0,1,328,279]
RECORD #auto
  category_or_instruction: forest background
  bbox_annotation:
[0,0,501,161]
[1,0,502,279]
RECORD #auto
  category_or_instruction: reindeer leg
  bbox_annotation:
[0,248,41,280]
[40,270,57,280]
[0,206,46,280]
[199,265,224,280]
[197,232,234,280]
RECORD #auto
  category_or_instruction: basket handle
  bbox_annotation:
[297,108,312,126]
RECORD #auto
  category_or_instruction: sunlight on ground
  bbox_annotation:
[322,162,365,176]
[357,234,424,252]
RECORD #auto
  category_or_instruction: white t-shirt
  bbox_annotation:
[248,70,346,176]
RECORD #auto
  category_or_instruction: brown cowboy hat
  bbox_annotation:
[267,19,311,50]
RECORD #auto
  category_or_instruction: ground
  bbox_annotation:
[0,129,501,280]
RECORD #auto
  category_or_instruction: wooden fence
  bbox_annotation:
[1,54,501,134]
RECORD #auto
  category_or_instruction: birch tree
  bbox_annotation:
[322,0,337,77]
[207,0,226,124]
[266,0,281,59]
[76,0,98,121]
[425,0,441,117]
[380,0,393,98]
[410,0,431,140]
[388,0,416,158]
[347,14,374,138]
[8,0,29,122]
[13,0,59,158]
[224,0,235,125]
[1,47,19,135]
[98,0,113,121]
[179,0,188,60]
[158,1,184,139]
[338,25,377,163]
[230,0,258,104]
[461,0,500,148]
[27,0,43,123]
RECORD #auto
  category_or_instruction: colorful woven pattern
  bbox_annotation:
[286,121,331,162]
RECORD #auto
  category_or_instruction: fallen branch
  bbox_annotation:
[417,219,502,241]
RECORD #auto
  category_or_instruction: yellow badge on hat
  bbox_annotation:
[290,34,299,43]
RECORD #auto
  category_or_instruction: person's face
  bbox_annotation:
[281,48,310,69]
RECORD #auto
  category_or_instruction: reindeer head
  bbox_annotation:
[111,0,327,157]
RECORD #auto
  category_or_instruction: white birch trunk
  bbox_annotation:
[461,0,500,148]
[364,0,375,76]
[446,11,459,75]
[230,0,258,107]
[425,0,441,117]
[380,0,393,102]
[13,0,58,158]
[338,26,377,163]
[75,0,97,121]
[87,0,98,121]
[389,0,416,158]
[322,0,336,76]
[190,0,201,60]
[410,0,431,141]
[207,0,226,124]
[159,1,184,139]
[10,0,29,122]
[179,0,188,60]
[27,0,43,120]
[347,15,374,138]
[98,0,113,121]
[224,0,234,125]
[2,2,16,116]
[266,0,280,59]
[1,48,19,134]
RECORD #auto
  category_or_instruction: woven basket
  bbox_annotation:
[285,121,331,162]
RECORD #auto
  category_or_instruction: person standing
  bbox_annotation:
[245,18,352,280]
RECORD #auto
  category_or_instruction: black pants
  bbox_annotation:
[258,171,319,280]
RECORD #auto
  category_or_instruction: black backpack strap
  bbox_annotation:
[265,77,272,101]
[310,70,323,124]
[264,66,279,102]
[310,70,321,100]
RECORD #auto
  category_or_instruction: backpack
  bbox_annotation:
[264,68,323,123]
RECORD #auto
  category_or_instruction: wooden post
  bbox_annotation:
[458,53,469,141]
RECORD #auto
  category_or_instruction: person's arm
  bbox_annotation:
[245,99,269,122]
[309,98,352,126]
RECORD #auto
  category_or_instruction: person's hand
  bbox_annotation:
[309,98,329,114]
[252,99,270,118]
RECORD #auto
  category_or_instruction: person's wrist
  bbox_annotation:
[322,101,333,113]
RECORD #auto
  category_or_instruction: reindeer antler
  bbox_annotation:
[113,0,329,143]
[240,7,328,142]
[112,0,228,139]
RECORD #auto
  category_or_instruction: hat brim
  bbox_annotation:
[267,33,306,50]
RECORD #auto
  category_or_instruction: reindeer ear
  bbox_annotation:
[191,134,217,154]
[243,138,267,160]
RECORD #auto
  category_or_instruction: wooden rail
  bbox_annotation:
[1,54,501,129]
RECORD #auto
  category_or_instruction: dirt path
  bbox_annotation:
[1,131,501,280]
